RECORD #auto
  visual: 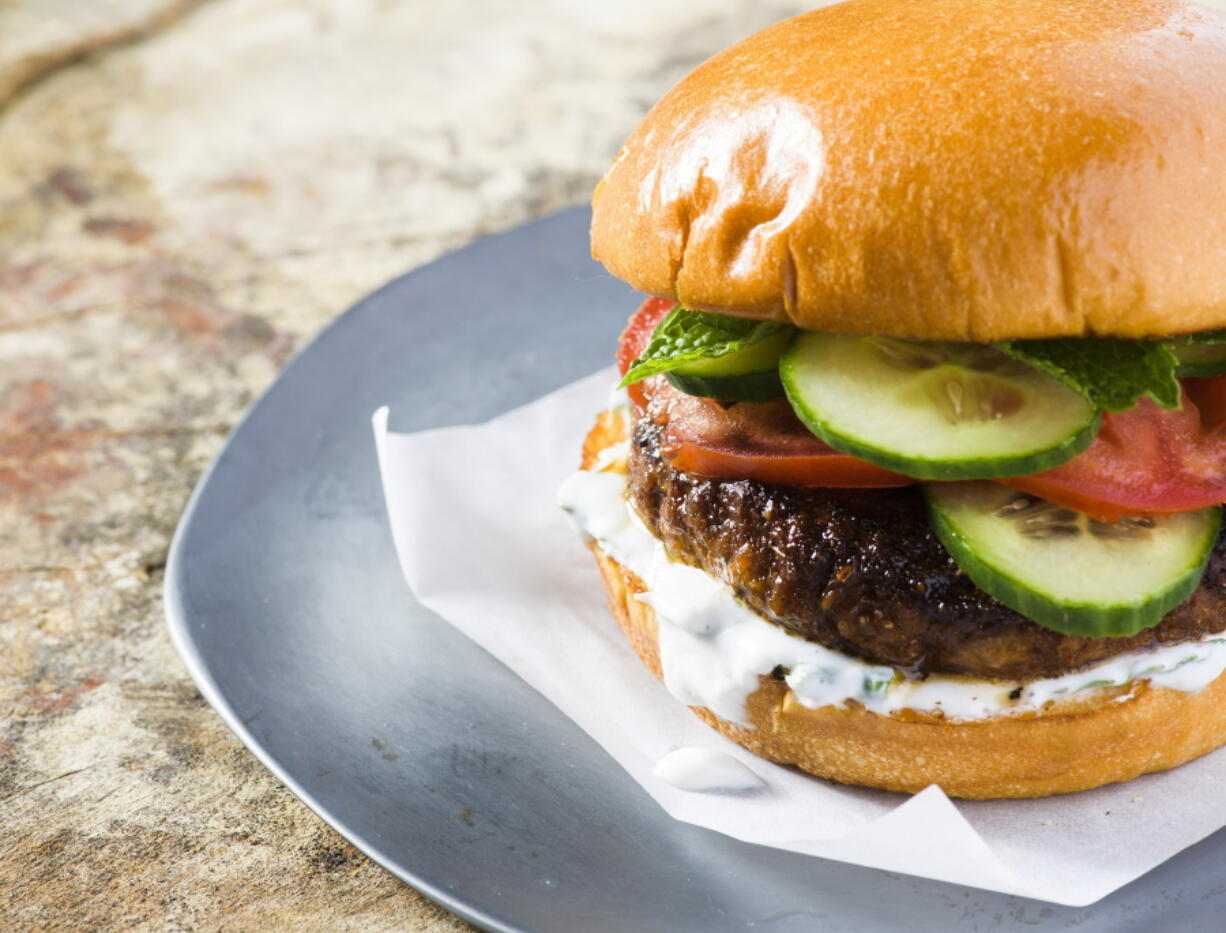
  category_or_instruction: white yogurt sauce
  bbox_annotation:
[652,747,765,793]
[558,456,1226,727]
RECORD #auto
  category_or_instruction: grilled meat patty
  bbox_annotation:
[626,420,1226,681]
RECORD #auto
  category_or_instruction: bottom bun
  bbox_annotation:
[591,543,1226,799]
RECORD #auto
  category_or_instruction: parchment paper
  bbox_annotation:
[373,368,1226,906]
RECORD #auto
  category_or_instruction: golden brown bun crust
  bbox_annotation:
[580,414,1226,798]
[591,0,1226,341]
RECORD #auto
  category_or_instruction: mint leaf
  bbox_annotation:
[619,307,790,387]
[998,339,1181,412]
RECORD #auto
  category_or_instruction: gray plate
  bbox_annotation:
[166,207,1226,933]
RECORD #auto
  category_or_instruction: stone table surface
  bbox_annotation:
[0,1,809,929]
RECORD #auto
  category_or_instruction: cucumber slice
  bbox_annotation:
[927,482,1220,637]
[665,328,791,401]
[780,334,1100,480]
[1173,343,1226,378]
[665,369,784,402]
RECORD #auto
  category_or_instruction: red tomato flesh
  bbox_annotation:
[616,296,674,409]
[1185,375,1226,436]
[999,385,1226,522]
[650,382,915,487]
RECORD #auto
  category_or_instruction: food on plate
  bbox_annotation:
[559,0,1226,798]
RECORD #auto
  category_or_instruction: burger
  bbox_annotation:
[560,0,1226,798]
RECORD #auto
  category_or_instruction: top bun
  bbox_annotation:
[591,0,1226,341]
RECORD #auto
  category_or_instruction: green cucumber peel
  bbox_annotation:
[997,338,1182,412]
[619,306,792,387]
[1178,329,1226,346]
[664,369,785,403]
[925,483,1221,638]
[1171,331,1226,377]
[779,333,1101,481]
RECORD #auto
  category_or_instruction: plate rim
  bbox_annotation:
[159,212,595,933]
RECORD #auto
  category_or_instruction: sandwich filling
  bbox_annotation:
[560,426,1226,726]
[559,293,1226,726]
[615,298,1226,641]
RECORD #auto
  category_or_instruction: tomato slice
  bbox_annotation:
[649,381,915,488]
[1000,383,1226,522]
[1185,375,1226,436]
[616,296,674,408]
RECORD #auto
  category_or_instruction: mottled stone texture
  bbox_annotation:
[0,0,207,102]
[0,1,807,929]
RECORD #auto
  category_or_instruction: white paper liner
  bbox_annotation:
[373,368,1226,906]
